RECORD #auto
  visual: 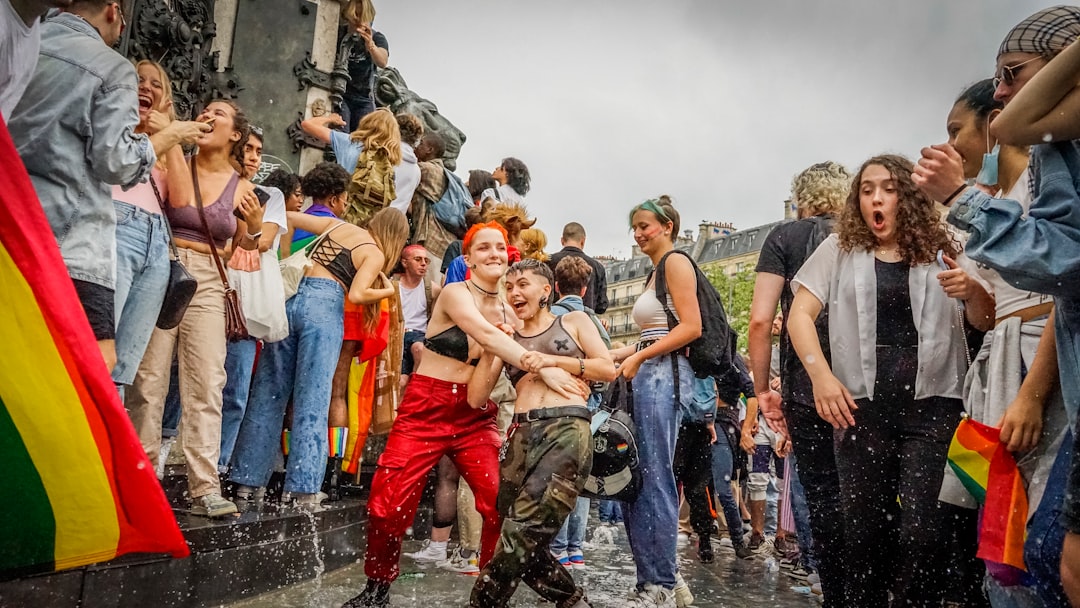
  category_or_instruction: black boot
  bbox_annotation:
[342,580,390,608]
[698,534,714,563]
[323,456,343,502]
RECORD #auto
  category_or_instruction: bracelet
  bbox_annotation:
[942,183,968,207]
[246,231,262,241]
[577,358,585,376]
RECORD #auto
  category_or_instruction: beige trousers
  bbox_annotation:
[127,248,228,499]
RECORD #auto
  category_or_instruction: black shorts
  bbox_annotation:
[72,279,115,341]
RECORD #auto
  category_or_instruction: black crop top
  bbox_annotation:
[506,316,585,386]
[310,231,374,287]
[425,326,479,366]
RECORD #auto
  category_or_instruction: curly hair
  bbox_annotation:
[485,202,536,245]
[836,155,959,265]
[262,168,301,198]
[554,255,592,296]
[467,169,497,201]
[500,157,531,196]
[301,162,350,201]
[791,161,850,217]
[519,228,549,262]
[350,108,402,165]
[628,195,681,238]
[396,113,424,148]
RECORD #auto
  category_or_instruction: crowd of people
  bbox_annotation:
[4,1,1080,607]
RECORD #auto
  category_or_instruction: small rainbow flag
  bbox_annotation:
[946,416,1029,571]
[329,426,348,459]
[0,121,188,577]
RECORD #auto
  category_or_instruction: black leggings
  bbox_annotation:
[673,421,715,537]
[836,345,964,607]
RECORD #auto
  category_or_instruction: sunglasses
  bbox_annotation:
[993,55,1042,88]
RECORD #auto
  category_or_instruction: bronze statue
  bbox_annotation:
[374,67,465,171]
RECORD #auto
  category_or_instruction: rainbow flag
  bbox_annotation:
[0,120,188,578]
[946,416,1029,571]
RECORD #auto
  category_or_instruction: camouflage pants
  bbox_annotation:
[469,414,594,608]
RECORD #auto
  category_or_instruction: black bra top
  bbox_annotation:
[424,282,508,366]
[506,316,585,386]
[424,326,479,366]
[310,229,374,287]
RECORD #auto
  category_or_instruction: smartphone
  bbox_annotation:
[234,187,270,220]
[936,250,948,272]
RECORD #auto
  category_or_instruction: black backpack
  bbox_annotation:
[803,214,835,261]
[581,377,641,502]
[652,250,735,381]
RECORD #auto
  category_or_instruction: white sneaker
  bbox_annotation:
[437,546,479,574]
[405,539,447,563]
[673,572,694,607]
[626,585,676,608]
[191,492,238,518]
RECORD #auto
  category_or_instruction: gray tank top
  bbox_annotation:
[506,315,585,386]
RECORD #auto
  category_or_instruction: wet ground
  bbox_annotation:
[229,526,821,608]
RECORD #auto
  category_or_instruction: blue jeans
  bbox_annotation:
[711,422,746,547]
[1024,429,1073,607]
[162,354,181,438]
[219,338,258,472]
[230,278,344,494]
[787,454,817,570]
[111,201,169,394]
[551,497,590,554]
[598,500,622,523]
[622,353,690,591]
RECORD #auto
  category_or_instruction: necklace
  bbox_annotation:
[468,280,499,298]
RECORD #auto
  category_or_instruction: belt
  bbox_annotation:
[995,302,1053,328]
[636,338,689,357]
[513,406,591,424]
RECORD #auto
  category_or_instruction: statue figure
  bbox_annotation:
[374,67,465,171]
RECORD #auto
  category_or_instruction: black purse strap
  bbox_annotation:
[147,172,183,261]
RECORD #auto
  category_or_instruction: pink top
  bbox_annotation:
[111,166,168,215]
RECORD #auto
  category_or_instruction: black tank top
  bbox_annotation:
[506,316,585,385]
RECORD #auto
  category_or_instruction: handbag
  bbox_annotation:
[581,377,642,502]
[228,248,289,342]
[279,222,344,300]
[149,177,197,330]
[190,155,248,342]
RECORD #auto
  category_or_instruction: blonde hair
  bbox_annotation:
[134,60,175,171]
[350,108,402,165]
[519,228,549,262]
[791,161,850,217]
[484,202,536,246]
[341,0,376,26]
[360,207,410,332]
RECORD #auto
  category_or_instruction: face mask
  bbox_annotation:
[977,144,1000,186]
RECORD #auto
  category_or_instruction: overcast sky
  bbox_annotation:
[372,0,1046,258]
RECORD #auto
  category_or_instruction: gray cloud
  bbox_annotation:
[374,0,1045,257]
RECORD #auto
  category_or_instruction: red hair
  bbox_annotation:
[462,221,509,254]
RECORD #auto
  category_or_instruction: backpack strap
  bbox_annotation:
[423,276,434,320]
[652,249,696,410]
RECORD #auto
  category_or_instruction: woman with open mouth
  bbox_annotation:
[344,222,558,608]
[786,154,992,606]
[468,258,615,608]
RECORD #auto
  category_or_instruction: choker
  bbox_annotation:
[468,280,499,298]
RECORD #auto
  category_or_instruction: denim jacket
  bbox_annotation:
[8,12,154,289]
[948,140,1080,426]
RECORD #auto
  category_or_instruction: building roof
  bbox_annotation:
[604,243,693,285]
[697,220,789,266]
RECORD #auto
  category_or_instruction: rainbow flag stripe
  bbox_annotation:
[947,417,998,504]
[0,121,188,577]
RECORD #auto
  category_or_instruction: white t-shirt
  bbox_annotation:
[256,185,288,251]
[391,143,420,214]
[479,183,525,206]
[400,279,428,332]
[974,170,1053,318]
[0,2,40,119]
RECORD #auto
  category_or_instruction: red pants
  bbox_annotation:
[364,374,502,583]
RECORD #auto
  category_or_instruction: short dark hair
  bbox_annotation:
[420,132,446,159]
[301,162,350,201]
[262,169,301,196]
[561,222,586,242]
[955,78,1002,123]
[554,256,591,296]
[467,169,497,200]
[500,157,531,196]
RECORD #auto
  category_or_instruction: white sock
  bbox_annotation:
[429,540,447,553]
[157,437,175,479]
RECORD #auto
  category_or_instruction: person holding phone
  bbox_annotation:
[127,99,264,518]
[786,155,991,606]
[338,0,388,131]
